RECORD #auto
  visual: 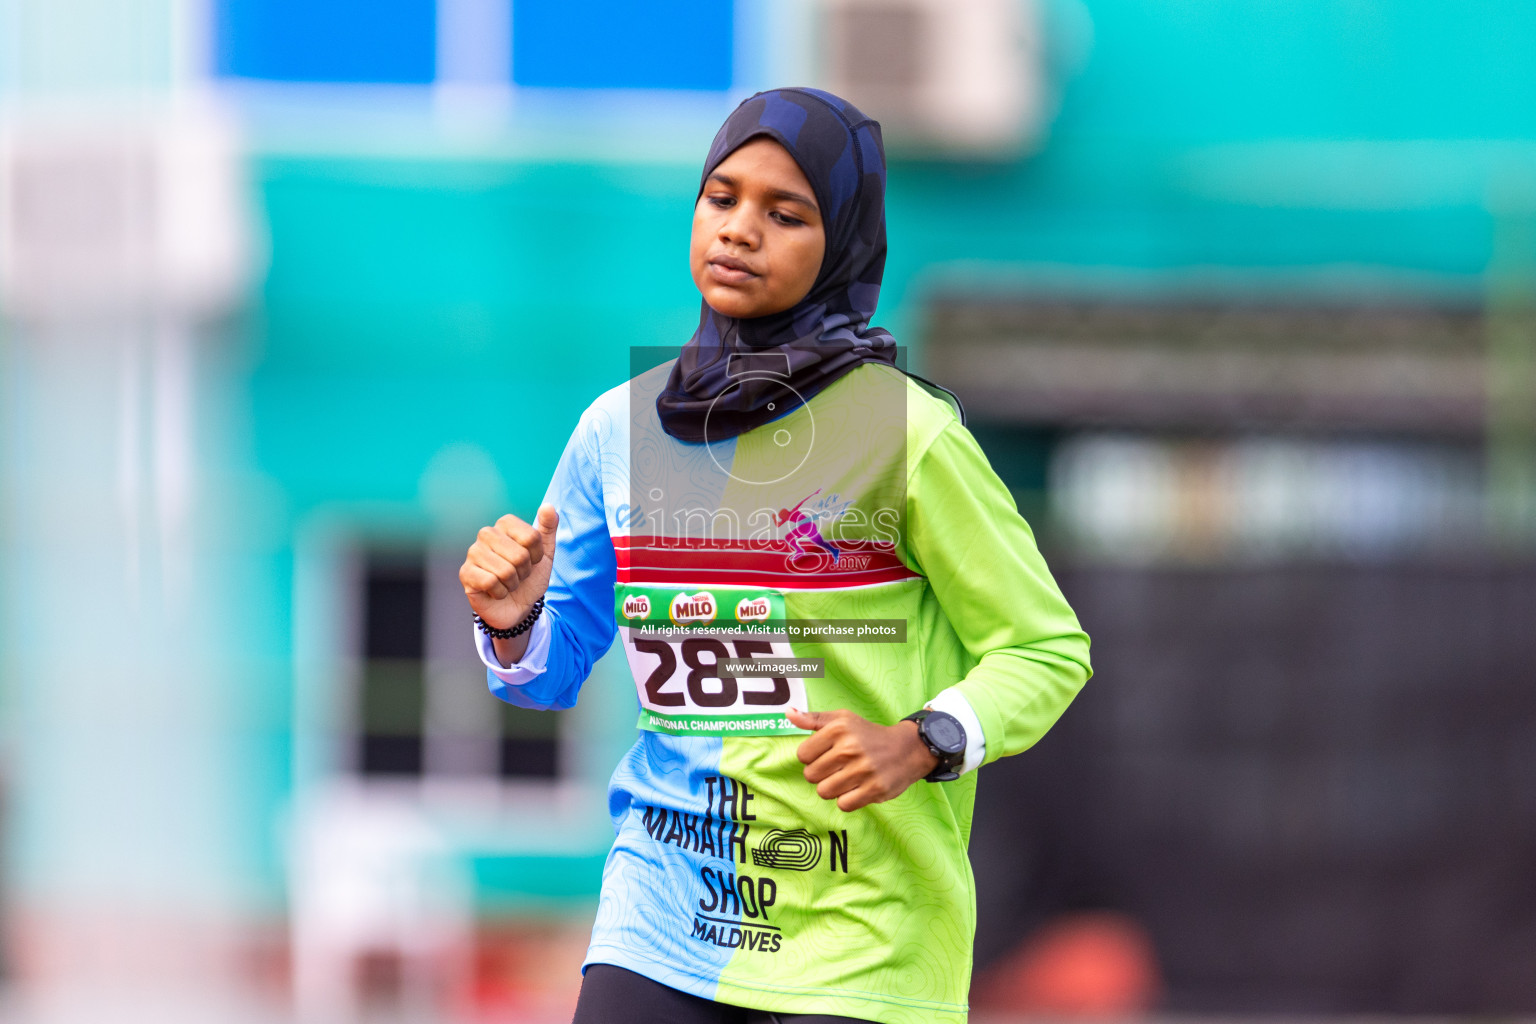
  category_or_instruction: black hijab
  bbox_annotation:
[656,88,899,444]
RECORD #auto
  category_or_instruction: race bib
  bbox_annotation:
[615,584,809,736]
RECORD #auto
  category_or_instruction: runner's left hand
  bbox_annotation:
[786,708,940,812]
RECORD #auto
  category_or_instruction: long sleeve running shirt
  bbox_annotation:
[479,360,1091,1023]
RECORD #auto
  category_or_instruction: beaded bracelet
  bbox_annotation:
[475,596,545,640]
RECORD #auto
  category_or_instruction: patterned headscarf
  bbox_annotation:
[656,87,898,444]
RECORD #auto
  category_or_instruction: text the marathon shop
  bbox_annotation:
[640,775,853,955]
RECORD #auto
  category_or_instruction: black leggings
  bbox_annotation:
[573,963,879,1024]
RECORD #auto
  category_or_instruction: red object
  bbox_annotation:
[970,911,1163,1016]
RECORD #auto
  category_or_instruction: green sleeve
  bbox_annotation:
[906,420,1092,764]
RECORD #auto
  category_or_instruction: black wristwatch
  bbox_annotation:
[902,709,966,782]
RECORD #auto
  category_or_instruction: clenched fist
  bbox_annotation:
[785,707,939,812]
[460,503,559,665]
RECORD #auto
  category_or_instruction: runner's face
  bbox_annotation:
[691,138,826,319]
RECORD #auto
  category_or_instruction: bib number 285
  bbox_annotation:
[615,584,810,736]
[631,637,790,709]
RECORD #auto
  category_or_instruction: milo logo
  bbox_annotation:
[735,596,772,622]
[621,594,652,620]
[669,591,718,625]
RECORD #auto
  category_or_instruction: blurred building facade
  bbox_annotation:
[0,0,1533,1018]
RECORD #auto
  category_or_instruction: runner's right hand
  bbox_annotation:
[460,504,560,630]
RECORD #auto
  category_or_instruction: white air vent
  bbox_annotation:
[816,0,1043,155]
[0,110,255,320]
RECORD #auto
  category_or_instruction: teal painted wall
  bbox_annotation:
[250,0,1536,499]
[252,158,703,511]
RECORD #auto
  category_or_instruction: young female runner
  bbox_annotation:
[460,87,1091,1024]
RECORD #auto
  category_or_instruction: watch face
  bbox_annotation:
[924,712,966,754]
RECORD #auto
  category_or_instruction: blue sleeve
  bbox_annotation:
[486,409,618,710]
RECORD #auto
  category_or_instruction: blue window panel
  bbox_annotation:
[512,0,731,90]
[216,0,436,84]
